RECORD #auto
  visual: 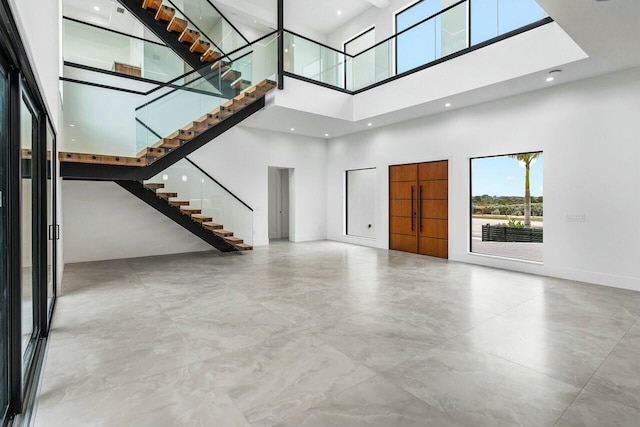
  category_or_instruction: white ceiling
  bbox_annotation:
[240,0,640,139]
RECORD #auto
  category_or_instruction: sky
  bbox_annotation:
[472,154,544,197]
[396,0,545,74]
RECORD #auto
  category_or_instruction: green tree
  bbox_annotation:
[509,152,540,227]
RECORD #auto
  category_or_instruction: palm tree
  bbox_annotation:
[509,152,540,227]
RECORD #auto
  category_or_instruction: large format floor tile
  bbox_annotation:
[33,241,640,426]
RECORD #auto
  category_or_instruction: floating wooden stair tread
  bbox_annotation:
[222,69,241,82]
[211,60,230,73]
[224,236,243,244]
[144,183,165,190]
[156,192,178,199]
[231,78,251,91]
[152,138,181,149]
[59,152,146,167]
[137,147,168,159]
[169,200,189,207]
[212,229,233,237]
[155,5,175,22]
[234,243,253,251]
[180,207,202,214]
[201,50,222,63]
[142,0,162,10]
[203,222,223,230]
[191,214,213,223]
[167,17,187,33]
[190,40,210,54]
[178,29,200,45]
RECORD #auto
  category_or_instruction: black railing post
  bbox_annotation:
[278,0,284,90]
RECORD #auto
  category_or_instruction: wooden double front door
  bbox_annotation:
[389,160,448,259]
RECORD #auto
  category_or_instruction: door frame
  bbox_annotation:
[388,157,451,257]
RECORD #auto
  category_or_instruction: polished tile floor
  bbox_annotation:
[33,241,640,427]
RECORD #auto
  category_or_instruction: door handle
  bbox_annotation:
[48,225,52,241]
[410,186,415,231]
[419,185,423,233]
[55,224,60,240]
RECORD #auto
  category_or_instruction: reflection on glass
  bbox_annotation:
[284,33,346,88]
[471,152,544,262]
[20,95,36,372]
[144,159,253,245]
[46,126,54,316]
[63,19,190,82]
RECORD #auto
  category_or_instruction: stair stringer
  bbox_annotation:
[115,180,238,252]
[60,95,266,181]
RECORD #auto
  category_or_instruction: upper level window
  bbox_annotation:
[395,0,441,74]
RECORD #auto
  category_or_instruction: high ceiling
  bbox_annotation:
[240,0,640,139]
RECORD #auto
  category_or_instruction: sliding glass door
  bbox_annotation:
[0,51,10,424]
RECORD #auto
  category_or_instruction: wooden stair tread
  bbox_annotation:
[142,0,162,10]
[201,49,222,63]
[212,229,233,237]
[169,200,189,207]
[211,60,231,72]
[203,222,223,230]
[222,69,241,82]
[144,183,165,189]
[231,78,251,91]
[156,192,178,199]
[180,207,202,214]
[224,236,243,244]
[167,17,188,33]
[155,5,175,22]
[59,152,146,167]
[234,243,253,251]
[191,214,213,223]
[152,138,181,149]
[178,29,200,44]
[190,39,210,54]
[137,147,168,159]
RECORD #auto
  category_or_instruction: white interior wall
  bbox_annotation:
[327,67,640,292]
[8,0,61,128]
[190,126,327,246]
[62,181,212,263]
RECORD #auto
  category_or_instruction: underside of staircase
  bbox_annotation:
[61,80,276,252]
[117,181,252,252]
[117,0,245,98]
[59,79,275,180]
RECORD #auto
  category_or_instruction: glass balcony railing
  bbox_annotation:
[63,17,191,83]
[61,32,278,162]
[144,158,254,245]
[162,0,250,56]
[285,0,546,92]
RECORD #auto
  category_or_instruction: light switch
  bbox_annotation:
[567,214,586,223]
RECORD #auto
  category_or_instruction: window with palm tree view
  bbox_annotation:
[471,152,543,262]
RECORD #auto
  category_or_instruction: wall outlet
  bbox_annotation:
[567,214,586,223]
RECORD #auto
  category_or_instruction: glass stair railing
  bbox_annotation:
[60,31,279,165]
[137,0,250,65]
[143,158,254,249]
[284,0,546,92]
[62,17,192,83]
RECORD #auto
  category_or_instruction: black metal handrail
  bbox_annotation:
[62,16,166,46]
[185,157,254,211]
[164,0,226,56]
[284,30,354,58]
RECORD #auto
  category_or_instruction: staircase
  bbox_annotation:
[59,79,276,169]
[116,181,253,251]
[118,0,248,98]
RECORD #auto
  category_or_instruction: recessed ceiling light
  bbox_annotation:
[547,69,562,82]
[337,10,342,15]
[182,175,188,182]
[290,128,295,131]
[445,103,451,107]
[324,133,329,137]
[93,6,100,11]
[284,48,289,53]
[71,139,76,142]
[69,124,75,127]
[367,123,372,126]
[254,20,257,23]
